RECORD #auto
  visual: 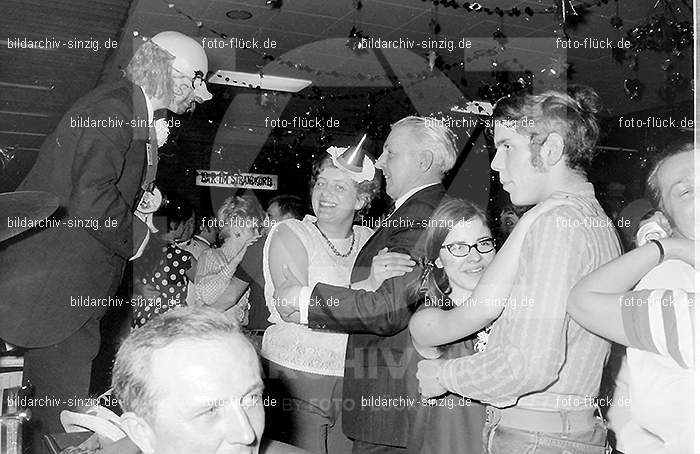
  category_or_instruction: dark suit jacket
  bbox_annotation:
[0,79,154,348]
[309,185,446,447]
[235,235,270,330]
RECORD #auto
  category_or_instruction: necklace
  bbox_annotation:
[314,222,355,258]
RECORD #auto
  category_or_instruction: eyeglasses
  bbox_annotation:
[191,70,205,89]
[440,238,496,257]
[172,67,206,90]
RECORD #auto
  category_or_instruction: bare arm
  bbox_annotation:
[268,223,308,314]
[568,237,694,346]
[410,205,536,347]
[411,193,595,347]
[409,221,528,347]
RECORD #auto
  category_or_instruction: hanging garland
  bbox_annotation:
[610,0,693,101]
[160,0,587,150]
[162,0,440,82]
[423,0,616,20]
[160,0,576,85]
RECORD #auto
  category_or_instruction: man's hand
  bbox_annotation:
[274,265,303,323]
[368,247,415,290]
[417,359,449,398]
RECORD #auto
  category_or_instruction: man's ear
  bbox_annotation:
[120,412,156,454]
[541,133,565,167]
[652,210,673,236]
[354,194,368,211]
[417,149,434,172]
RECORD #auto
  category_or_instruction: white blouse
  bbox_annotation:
[261,215,373,376]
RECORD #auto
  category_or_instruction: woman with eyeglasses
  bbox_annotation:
[401,198,494,454]
[407,196,584,454]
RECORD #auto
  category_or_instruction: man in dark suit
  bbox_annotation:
[275,117,458,453]
[0,31,212,448]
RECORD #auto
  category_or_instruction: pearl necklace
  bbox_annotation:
[314,222,355,258]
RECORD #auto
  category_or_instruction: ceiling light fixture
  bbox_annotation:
[208,70,312,92]
[226,10,253,20]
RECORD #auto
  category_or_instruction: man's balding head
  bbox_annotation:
[113,307,264,454]
[375,116,458,200]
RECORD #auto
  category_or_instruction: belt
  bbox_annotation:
[490,406,600,434]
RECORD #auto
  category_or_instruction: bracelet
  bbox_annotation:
[650,239,665,264]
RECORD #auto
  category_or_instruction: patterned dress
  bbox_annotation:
[131,244,191,328]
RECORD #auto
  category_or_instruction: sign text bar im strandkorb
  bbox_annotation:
[195,170,278,190]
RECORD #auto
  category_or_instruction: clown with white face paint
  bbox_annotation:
[0,30,214,451]
[149,31,213,114]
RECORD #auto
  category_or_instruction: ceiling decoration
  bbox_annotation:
[1,0,693,195]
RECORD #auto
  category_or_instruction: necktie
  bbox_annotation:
[386,201,396,218]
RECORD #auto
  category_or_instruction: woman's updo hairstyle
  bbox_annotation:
[310,154,381,217]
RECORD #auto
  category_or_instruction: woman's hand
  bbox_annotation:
[222,233,261,263]
[368,247,415,289]
[636,211,672,245]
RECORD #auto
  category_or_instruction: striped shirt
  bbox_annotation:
[439,182,622,409]
[622,288,695,369]
[622,260,695,453]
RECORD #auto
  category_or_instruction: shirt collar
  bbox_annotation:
[138,85,154,126]
[392,182,440,214]
[193,235,211,247]
[174,240,190,249]
[560,181,596,199]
